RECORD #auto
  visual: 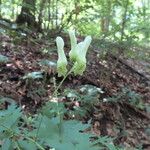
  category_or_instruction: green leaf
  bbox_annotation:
[0,104,22,133]
[30,115,60,139]
[40,101,66,118]
[1,139,14,150]
[23,71,43,80]
[63,89,80,100]
[18,140,37,150]
[93,136,118,150]
[39,59,57,68]
[31,116,99,150]
[0,55,9,64]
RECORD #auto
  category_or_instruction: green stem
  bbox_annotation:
[52,67,74,142]
[15,141,21,150]
[49,67,74,144]
[25,137,45,150]
[53,67,74,97]
[58,113,63,142]
[35,115,43,141]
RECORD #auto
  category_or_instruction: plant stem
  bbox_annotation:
[52,67,74,142]
[25,136,45,150]
[53,67,74,97]
[15,141,21,150]
[35,115,43,141]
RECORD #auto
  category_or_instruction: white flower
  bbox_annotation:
[72,36,92,75]
[56,37,68,77]
[56,30,92,77]
[68,30,78,62]
[83,36,92,54]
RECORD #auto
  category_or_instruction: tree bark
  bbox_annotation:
[16,0,38,29]
[38,0,47,31]
[120,0,129,41]
[0,0,2,18]
[100,0,112,36]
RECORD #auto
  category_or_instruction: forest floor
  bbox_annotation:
[0,33,150,149]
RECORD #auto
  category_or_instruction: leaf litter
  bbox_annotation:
[0,33,150,149]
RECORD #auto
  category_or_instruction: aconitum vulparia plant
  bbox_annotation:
[56,30,92,77]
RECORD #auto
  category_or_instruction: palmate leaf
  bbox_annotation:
[17,140,37,150]
[31,116,99,150]
[0,104,22,150]
[1,138,14,150]
[30,115,60,139]
[93,136,118,150]
[40,102,66,118]
[0,104,22,132]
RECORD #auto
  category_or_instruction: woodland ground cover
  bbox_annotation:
[0,0,150,149]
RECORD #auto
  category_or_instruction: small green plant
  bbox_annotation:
[39,59,57,85]
[0,103,45,150]
[64,84,104,117]
[23,71,43,80]
[106,87,144,109]
[22,71,43,89]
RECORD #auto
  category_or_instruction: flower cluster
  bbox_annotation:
[56,30,92,77]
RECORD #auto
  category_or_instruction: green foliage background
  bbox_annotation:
[0,0,150,44]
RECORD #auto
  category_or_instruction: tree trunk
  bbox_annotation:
[16,0,38,29]
[38,0,46,31]
[100,0,112,36]
[120,0,129,41]
[0,0,2,18]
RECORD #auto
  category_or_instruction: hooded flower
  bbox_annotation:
[82,36,92,54]
[72,42,86,75]
[68,30,78,62]
[56,30,92,77]
[72,36,92,75]
[56,36,68,77]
